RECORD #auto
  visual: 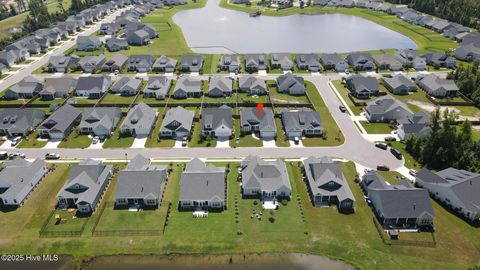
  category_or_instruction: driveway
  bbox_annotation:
[131,136,148,148]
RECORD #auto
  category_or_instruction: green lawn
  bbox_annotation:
[58,129,92,148]
[268,82,310,105]
[145,109,175,148]
[73,97,100,105]
[42,209,89,234]
[388,141,422,170]
[230,119,263,147]
[274,118,290,147]
[31,97,65,106]
[331,80,363,115]
[389,90,432,113]
[237,92,269,104]
[203,93,238,104]
[17,130,48,148]
[377,171,406,185]
[188,121,217,147]
[100,93,136,105]
[359,121,394,134]
[0,98,29,105]
[102,117,134,149]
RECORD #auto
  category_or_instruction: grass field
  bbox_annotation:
[102,117,134,149]
[17,131,48,148]
[360,121,394,134]
[274,118,290,147]
[388,141,422,170]
[58,129,92,148]
[230,119,263,147]
[331,80,364,115]
[145,109,176,148]
[188,121,217,147]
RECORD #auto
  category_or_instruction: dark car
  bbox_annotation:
[339,105,347,113]
[385,136,397,142]
[375,143,388,150]
[390,148,403,160]
[377,165,390,171]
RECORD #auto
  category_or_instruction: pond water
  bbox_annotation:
[172,0,417,54]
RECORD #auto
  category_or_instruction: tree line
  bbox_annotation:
[405,109,480,173]
[386,0,480,30]
[448,62,480,107]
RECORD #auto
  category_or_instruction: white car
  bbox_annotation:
[10,137,21,146]
[409,169,417,177]
[92,136,100,144]
[45,153,60,160]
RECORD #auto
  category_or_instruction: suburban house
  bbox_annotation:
[179,158,226,211]
[238,76,267,96]
[37,104,82,139]
[281,108,323,139]
[270,53,293,71]
[76,76,111,98]
[47,55,80,73]
[120,102,156,137]
[76,35,102,51]
[0,158,46,207]
[219,54,240,73]
[126,29,150,45]
[77,55,106,73]
[152,55,177,72]
[111,77,143,96]
[208,77,233,97]
[100,23,120,35]
[79,107,122,136]
[241,155,291,199]
[397,111,432,140]
[0,63,7,75]
[201,105,233,140]
[56,159,112,214]
[40,77,77,100]
[240,107,276,139]
[395,49,427,70]
[320,53,349,72]
[365,96,413,122]
[346,53,376,71]
[345,75,380,98]
[296,54,322,72]
[383,74,417,95]
[302,156,355,212]
[127,55,155,72]
[115,154,168,208]
[105,37,129,52]
[144,76,171,99]
[0,108,45,137]
[101,53,128,72]
[362,170,435,229]
[424,52,456,69]
[0,51,17,67]
[416,74,459,97]
[416,168,480,223]
[276,73,306,95]
[159,106,194,139]
[173,77,202,98]
[3,76,43,100]
[180,54,204,72]
[125,23,158,39]
[455,37,480,61]
[245,54,268,72]
[372,54,403,71]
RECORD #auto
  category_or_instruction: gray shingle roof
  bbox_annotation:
[0,158,45,203]
[120,102,156,132]
[42,77,77,95]
[366,96,413,121]
[174,77,202,95]
[160,106,194,133]
[76,76,110,92]
[38,104,81,134]
[281,108,323,134]
[145,76,171,97]
[208,77,232,96]
[240,107,276,133]
[0,108,45,134]
[201,105,232,134]
[111,77,142,93]
[346,75,380,95]
[179,158,225,202]
[241,155,290,192]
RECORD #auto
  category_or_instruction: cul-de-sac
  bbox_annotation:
[0,0,479,269]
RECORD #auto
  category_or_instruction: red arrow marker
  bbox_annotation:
[257,103,263,119]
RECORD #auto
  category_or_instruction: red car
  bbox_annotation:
[377,165,390,171]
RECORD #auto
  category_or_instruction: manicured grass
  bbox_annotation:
[331,80,363,115]
[237,92,269,104]
[100,93,136,105]
[42,209,89,233]
[102,117,134,149]
[187,121,217,147]
[145,109,176,148]
[377,171,406,185]
[169,96,203,104]
[58,129,92,148]
[17,131,48,148]
[359,121,394,134]
[73,97,100,105]
[454,105,480,117]
[389,90,432,113]
[31,97,65,106]
[0,98,29,105]
[274,118,290,147]
[388,141,422,170]
[230,119,263,147]
[267,81,309,104]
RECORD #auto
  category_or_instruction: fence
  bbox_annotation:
[39,209,90,238]
[425,92,475,106]
[372,217,436,247]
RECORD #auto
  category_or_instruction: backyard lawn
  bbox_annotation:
[100,93,137,105]
[360,121,394,134]
[237,92,269,104]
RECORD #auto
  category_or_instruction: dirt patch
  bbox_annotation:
[407,100,480,121]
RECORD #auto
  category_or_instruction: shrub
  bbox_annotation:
[281,199,288,206]
[253,200,258,205]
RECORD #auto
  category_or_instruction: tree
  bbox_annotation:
[56,0,66,15]
[23,0,51,32]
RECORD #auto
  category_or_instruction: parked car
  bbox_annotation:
[99,135,107,142]
[409,169,417,177]
[294,137,300,145]
[339,105,347,113]
[181,136,188,147]
[385,136,397,142]
[9,152,25,159]
[92,136,100,144]
[375,143,388,150]
[390,148,403,160]
[377,164,390,171]
[0,151,8,160]
[45,153,60,160]
[10,137,21,146]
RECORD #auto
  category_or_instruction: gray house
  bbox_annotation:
[56,159,112,213]
[3,76,43,100]
[241,155,291,199]
[346,53,376,71]
[320,54,349,72]
[270,53,293,71]
[281,108,323,139]
[416,168,480,222]
[365,96,413,122]
[424,52,456,69]
[179,158,226,211]
[79,107,122,136]
[201,105,232,139]
[111,77,142,96]
[296,54,322,72]
[37,104,81,139]
[245,54,268,72]
[383,74,417,95]
[362,170,434,229]
[126,29,150,45]
[106,37,129,52]
[0,51,17,67]
[47,55,80,73]
[115,154,168,208]
[180,55,204,72]
[0,158,46,207]
[0,108,45,137]
[120,102,156,137]
[345,75,380,99]
[303,156,355,212]
[219,54,240,73]
[102,53,128,72]
[240,107,276,139]
[152,55,177,72]
[76,35,102,51]
[238,76,267,96]
[276,73,306,95]
[395,49,427,70]
[397,111,432,140]
[159,106,194,139]
[173,77,202,98]
[208,77,233,97]
[127,55,155,72]
[77,55,106,73]
[100,23,120,35]
[40,77,77,100]
[416,74,459,97]
[144,76,171,99]
[455,38,480,61]
[372,54,403,71]
[76,76,111,98]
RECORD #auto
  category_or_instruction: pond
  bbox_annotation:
[172,0,417,54]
